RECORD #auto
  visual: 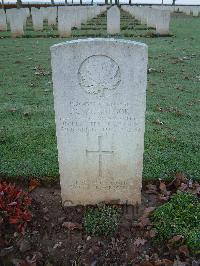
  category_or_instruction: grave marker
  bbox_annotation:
[51,38,148,206]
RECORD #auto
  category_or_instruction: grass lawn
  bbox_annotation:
[0,10,199,183]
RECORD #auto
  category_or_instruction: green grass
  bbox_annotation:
[84,205,121,236]
[0,10,199,182]
[151,191,200,253]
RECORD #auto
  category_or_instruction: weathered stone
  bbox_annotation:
[9,9,25,37]
[58,7,73,37]
[0,9,7,31]
[107,6,120,35]
[51,38,148,206]
[47,7,57,26]
[31,7,43,31]
[155,10,171,35]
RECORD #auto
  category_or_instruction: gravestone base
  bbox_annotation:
[11,30,24,38]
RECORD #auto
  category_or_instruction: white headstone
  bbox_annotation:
[9,9,24,37]
[185,7,191,16]
[41,7,49,21]
[31,8,43,31]
[51,38,148,206]
[58,7,73,37]
[0,9,7,31]
[107,6,120,35]
[21,8,29,28]
[192,7,199,17]
[74,7,81,29]
[155,10,171,35]
[146,9,157,28]
[47,7,57,26]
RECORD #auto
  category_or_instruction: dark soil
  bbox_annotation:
[0,177,200,266]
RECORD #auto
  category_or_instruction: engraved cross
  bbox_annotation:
[86,136,114,177]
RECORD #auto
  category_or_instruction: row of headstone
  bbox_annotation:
[58,6,107,37]
[51,38,148,206]
[0,6,107,37]
[121,6,171,35]
[0,9,7,31]
[5,8,30,37]
[107,6,120,35]
[152,5,200,17]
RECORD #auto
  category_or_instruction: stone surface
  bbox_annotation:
[107,6,120,35]
[192,8,199,17]
[47,7,57,26]
[31,7,43,31]
[41,7,49,20]
[51,38,148,206]
[58,7,73,37]
[9,9,24,37]
[0,9,7,31]
[155,10,171,35]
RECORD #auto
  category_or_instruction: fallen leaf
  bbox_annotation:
[167,235,184,248]
[143,207,156,217]
[62,221,82,231]
[23,112,30,117]
[0,246,14,256]
[137,217,151,228]
[43,216,49,221]
[188,179,193,188]
[15,60,23,64]
[154,259,174,266]
[194,184,200,195]
[53,241,62,249]
[28,179,41,192]
[9,108,17,113]
[139,262,154,266]
[133,237,147,247]
[154,119,164,125]
[147,229,157,238]
[148,68,157,73]
[172,256,184,266]
[34,65,50,76]
[18,238,31,253]
[178,245,189,257]
[178,183,188,192]
[137,207,155,228]
[11,258,27,266]
[145,184,159,195]
[167,172,188,190]
[158,195,170,202]
[159,182,168,195]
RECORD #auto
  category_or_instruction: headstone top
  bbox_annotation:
[50,38,147,51]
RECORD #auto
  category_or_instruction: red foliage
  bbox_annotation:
[0,182,32,234]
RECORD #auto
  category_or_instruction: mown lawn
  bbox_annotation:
[0,10,199,183]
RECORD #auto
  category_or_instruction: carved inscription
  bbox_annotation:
[78,55,121,95]
[86,136,114,177]
[68,179,133,190]
[60,100,142,133]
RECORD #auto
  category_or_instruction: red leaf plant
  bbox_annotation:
[0,182,32,234]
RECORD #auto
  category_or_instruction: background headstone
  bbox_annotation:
[0,9,7,31]
[31,8,43,31]
[9,9,24,37]
[107,6,120,35]
[47,7,57,26]
[58,7,73,37]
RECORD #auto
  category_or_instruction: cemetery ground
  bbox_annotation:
[0,10,200,265]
